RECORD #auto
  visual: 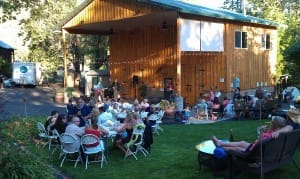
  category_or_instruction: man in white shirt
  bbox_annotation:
[65,116,85,152]
[97,103,113,126]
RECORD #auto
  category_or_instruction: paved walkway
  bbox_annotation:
[0,87,66,120]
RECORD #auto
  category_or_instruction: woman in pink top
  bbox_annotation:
[212,116,286,152]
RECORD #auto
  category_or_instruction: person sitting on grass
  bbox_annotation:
[212,116,287,152]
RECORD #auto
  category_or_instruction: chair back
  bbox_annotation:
[60,133,77,144]
[234,100,246,111]
[126,124,145,146]
[81,134,99,146]
[37,122,48,136]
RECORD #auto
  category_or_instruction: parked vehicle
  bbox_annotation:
[3,78,15,88]
[12,62,37,87]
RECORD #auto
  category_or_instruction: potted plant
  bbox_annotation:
[54,88,65,104]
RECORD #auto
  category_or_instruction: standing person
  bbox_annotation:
[111,79,121,100]
[94,78,104,103]
[209,86,215,102]
[72,97,92,127]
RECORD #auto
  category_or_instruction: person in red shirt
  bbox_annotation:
[85,118,108,148]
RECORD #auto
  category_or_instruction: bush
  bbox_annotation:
[0,118,54,179]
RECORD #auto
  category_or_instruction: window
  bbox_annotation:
[261,34,271,49]
[235,31,247,48]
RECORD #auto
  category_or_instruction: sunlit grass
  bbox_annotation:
[36,119,299,179]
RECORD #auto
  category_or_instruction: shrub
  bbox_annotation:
[0,118,54,179]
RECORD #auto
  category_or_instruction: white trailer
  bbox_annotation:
[12,62,37,87]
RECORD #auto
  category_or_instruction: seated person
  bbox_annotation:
[272,108,300,138]
[196,99,208,119]
[211,97,221,120]
[85,118,108,149]
[65,116,85,152]
[97,103,113,126]
[51,114,68,134]
[45,110,59,133]
[112,113,137,154]
[243,92,253,107]
[212,116,286,152]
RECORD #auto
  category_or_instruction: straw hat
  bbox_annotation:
[287,108,300,124]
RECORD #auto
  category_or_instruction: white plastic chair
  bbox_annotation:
[195,103,209,120]
[37,122,58,150]
[59,133,81,167]
[81,134,106,169]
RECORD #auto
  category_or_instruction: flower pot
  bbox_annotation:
[55,92,64,104]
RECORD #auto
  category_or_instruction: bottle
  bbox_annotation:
[229,129,234,142]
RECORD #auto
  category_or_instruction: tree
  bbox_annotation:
[223,0,242,13]
[17,0,77,78]
[247,0,300,83]
[284,40,300,85]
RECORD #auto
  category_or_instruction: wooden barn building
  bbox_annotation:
[61,0,277,105]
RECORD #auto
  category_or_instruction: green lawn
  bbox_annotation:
[42,120,299,179]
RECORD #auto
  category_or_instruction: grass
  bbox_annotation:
[40,119,299,179]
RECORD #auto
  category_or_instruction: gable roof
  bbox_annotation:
[143,0,276,27]
[61,0,277,31]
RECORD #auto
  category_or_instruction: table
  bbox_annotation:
[101,125,118,159]
[117,112,127,123]
[195,140,229,177]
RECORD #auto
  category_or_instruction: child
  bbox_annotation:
[184,106,191,124]
[212,116,286,152]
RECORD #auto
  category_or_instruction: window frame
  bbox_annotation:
[261,34,271,50]
[234,30,248,49]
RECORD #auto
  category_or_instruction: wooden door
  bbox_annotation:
[181,64,196,106]
[182,64,206,106]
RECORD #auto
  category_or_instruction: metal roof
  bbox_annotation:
[141,0,277,27]
[0,40,14,50]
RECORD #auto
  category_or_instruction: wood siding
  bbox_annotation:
[64,0,159,29]
[62,0,277,105]
[109,25,178,99]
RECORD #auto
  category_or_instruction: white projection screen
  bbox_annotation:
[180,19,201,51]
[200,21,224,51]
[180,19,224,52]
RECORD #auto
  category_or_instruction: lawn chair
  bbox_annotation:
[59,133,81,167]
[81,134,106,169]
[124,124,147,160]
[233,100,246,120]
[37,122,58,150]
[196,103,209,120]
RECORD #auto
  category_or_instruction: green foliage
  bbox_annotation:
[16,0,77,75]
[247,0,300,82]
[0,117,54,179]
[284,40,300,86]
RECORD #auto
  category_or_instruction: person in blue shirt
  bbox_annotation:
[72,97,92,127]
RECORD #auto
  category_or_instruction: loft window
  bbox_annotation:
[235,31,247,48]
[261,34,271,49]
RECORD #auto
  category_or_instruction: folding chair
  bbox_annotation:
[37,122,58,150]
[124,124,147,160]
[81,134,106,169]
[59,133,81,167]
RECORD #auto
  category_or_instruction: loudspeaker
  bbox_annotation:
[133,75,139,85]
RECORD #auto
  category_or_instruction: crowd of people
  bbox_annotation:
[44,96,159,158]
